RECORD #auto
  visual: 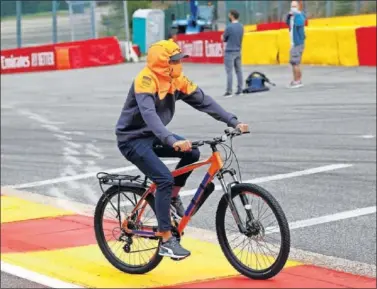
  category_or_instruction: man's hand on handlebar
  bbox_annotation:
[173,140,192,152]
[172,125,250,151]
[236,123,250,134]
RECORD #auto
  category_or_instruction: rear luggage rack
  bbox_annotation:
[97,172,141,183]
[96,172,152,195]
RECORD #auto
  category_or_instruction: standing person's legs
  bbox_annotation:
[289,45,304,88]
[224,52,233,96]
[234,52,243,94]
[297,45,304,81]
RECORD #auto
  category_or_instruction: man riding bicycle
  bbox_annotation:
[116,39,249,259]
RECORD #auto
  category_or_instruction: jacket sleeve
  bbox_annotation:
[223,26,230,42]
[177,75,241,128]
[285,14,291,26]
[134,74,177,146]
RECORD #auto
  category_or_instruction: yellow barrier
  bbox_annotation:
[308,14,376,28]
[301,28,340,65]
[277,29,291,64]
[336,28,359,66]
[243,27,359,66]
[241,31,279,65]
[300,27,358,66]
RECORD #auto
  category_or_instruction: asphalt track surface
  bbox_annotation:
[1,63,376,287]
[1,272,48,288]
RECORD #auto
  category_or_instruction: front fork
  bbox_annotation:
[218,169,255,234]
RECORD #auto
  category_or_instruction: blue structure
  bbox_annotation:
[171,0,214,35]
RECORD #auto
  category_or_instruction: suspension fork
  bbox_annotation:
[239,192,255,222]
[218,169,254,234]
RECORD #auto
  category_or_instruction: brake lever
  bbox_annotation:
[192,140,204,147]
[233,128,242,136]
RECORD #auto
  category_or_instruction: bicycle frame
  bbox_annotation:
[122,151,225,238]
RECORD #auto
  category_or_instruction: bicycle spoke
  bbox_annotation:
[102,190,159,268]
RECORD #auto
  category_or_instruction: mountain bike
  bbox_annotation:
[94,128,290,280]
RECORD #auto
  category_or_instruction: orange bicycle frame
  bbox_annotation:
[122,151,224,238]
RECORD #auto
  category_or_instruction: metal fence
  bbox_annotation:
[1,1,376,50]
[0,0,112,50]
[221,0,376,27]
[161,0,376,36]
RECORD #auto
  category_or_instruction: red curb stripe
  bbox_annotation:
[287,265,377,289]
[1,215,118,253]
[163,265,376,288]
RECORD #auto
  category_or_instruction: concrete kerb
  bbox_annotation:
[118,41,139,63]
[1,187,376,278]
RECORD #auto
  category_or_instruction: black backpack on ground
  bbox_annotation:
[242,71,276,94]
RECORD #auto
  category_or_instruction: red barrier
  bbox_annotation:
[1,37,124,74]
[257,22,285,31]
[1,44,56,74]
[356,26,376,66]
[256,20,308,31]
[133,45,141,57]
[55,37,123,69]
[175,31,224,64]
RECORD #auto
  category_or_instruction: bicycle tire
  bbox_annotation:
[216,183,290,280]
[94,185,163,274]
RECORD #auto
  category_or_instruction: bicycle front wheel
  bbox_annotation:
[216,183,290,280]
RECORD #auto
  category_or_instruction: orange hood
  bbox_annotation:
[146,39,182,78]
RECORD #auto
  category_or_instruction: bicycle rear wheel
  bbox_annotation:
[216,183,290,280]
[94,185,163,274]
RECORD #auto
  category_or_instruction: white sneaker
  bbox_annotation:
[287,81,304,89]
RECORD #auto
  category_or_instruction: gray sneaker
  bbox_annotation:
[171,196,185,217]
[159,237,191,259]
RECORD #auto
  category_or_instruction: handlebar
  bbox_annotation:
[190,128,249,149]
[153,128,249,151]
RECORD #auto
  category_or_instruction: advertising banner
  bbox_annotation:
[175,31,225,64]
[1,37,124,74]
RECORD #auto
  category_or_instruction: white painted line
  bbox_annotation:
[180,164,353,197]
[288,206,376,230]
[1,261,83,288]
[5,160,179,189]
[359,135,375,139]
[266,206,377,234]
[7,163,351,194]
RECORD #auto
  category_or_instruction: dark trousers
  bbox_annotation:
[118,135,200,231]
[225,51,243,93]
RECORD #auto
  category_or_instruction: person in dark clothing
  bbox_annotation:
[116,39,249,259]
[221,9,244,97]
